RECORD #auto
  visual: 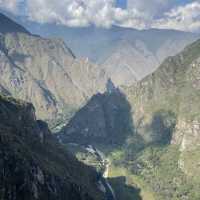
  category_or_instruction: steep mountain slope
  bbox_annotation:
[118,39,200,199]
[58,39,200,199]
[125,39,200,147]
[0,94,104,200]
[21,22,199,86]
[0,13,106,126]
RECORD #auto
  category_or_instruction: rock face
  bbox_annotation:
[172,119,200,178]
[24,24,199,86]
[0,94,104,200]
[0,13,106,125]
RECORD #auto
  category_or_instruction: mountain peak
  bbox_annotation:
[0,13,30,34]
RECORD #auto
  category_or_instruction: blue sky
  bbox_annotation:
[0,0,200,32]
[116,0,127,9]
[116,0,193,9]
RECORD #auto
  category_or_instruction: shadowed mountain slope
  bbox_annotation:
[0,94,105,200]
[59,80,133,146]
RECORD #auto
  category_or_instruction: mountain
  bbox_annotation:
[20,22,199,86]
[1,12,200,200]
[118,39,200,199]
[125,38,200,147]
[58,39,200,199]
[0,94,104,200]
[0,13,106,127]
[59,38,200,152]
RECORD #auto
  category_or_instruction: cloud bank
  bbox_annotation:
[0,0,21,13]
[1,0,200,32]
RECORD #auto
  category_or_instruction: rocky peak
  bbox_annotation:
[106,78,118,94]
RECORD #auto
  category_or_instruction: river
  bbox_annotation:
[87,146,116,200]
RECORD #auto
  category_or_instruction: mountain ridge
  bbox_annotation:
[0,13,107,127]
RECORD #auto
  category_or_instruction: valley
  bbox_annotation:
[0,10,200,200]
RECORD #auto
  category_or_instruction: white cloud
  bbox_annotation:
[26,0,116,27]
[25,0,154,29]
[153,2,200,32]
[0,0,200,32]
[0,0,21,13]
[127,0,174,18]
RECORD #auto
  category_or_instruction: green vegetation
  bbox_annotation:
[59,39,200,200]
[108,164,156,200]
[65,144,105,173]
[181,147,200,182]
[107,145,200,200]
[108,39,200,200]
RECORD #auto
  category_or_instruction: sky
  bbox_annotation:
[0,0,200,32]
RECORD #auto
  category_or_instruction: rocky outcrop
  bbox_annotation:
[172,120,200,150]
[0,94,104,200]
[26,24,199,87]
[171,119,200,177]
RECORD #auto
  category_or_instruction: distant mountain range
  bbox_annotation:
[1,11,199,92]
[20,21,199,86]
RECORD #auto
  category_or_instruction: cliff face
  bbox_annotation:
[0,94,104,200]
[0,13,106,126]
